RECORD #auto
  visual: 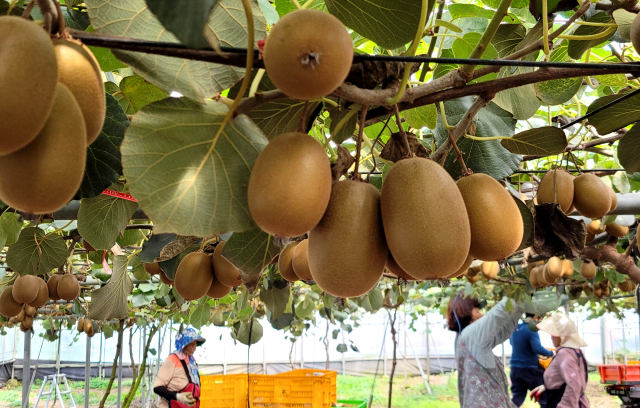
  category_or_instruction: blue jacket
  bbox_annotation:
[509,321,554,369]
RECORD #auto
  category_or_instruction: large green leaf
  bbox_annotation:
[85,0,267,102]
[613,9,634,41]
[145,0,219,49]
[535,47,582,105]
[6,227,67,276]
[491,24,526,57]
[86,26,128,72]
[494,66,540,119]
[434,97,520,179]
[449,4,495,20]
[567,12,615,60]
[358,287,383,313]
[586,92,640,135]
[121,98,268,237]
[235,319,263,345]
[433,49,458,79]
[77,185,139,250]
[190,301,212,329]
[0,213,22,249]
[113,76,169,114]
[139,233,177,263]
[88,255,133,320]
[594,73,628,87]
[260,281,290,320]
[329,106,358,144]
[403,104,437,130]
[77,93,129,199]
[452,32,498,61]
[325,0,422,49]
[501,126,567,156]
[222,228,280,293]
[619,124,640,174]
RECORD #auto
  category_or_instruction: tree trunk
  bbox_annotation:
[325,319,330,370]
[129,327,138,380]
[98,319,124,408]
[387,309,398,408]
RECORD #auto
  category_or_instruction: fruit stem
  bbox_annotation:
[290,0,302,9]
[463,133,511,141]
[542,0,550,60]
[583,51,598,90]
[352,105,368,180]
[439,102,457,130]
[448,129,469,175]
[248,69,265,98]
[573,20,617,27]
[20,0,34,18]
[45,220,75,237]
[393,104,412,157]
[299,0,316,9]
[383,0,430,105]
[558,26,616,41]
[624,235,636,257]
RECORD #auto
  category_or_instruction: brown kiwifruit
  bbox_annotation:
[580,260,597,279]
[263,9,353,100]
[587,220,604,235]
[536,169,574,214]
[386,252,419,281]
[174,252,214,301]
[605,222,629,238]
[22,315,33,330]
[480,261,500,280]
[448,254,474,279]
[542,266,559,285]
[292,239,313,280]
[57,274,81,301]
[212,242,241,288]
[248,132,332,238]
[19,321,29,332]
[28,277,49,308]
[308,181,388,298]
[381,158,471,280]
[47,275,62,301]
[77,318,85,333]
[24,305,36,317]
[618,279,636,292]
[526,261,544,274]
[15,309,25,323]
[456,173,523,261]
[144,263,162,276]
[0,16,58,156]
[206,273,232,299]
[608,186,618,213]
[12,275,39,304]
[85,324,95,338]
[82,240,95,252]
[83,319,93,333]
[573,174,611,219]
[159,270,174,285]
[585,232,595,244]
[53,38,106,145]
[547,257,564,279]
[561,259,574,278]
[529,267,541,288]
[278,242,300,282]
[467,273,480,284]
[468,264,481,277]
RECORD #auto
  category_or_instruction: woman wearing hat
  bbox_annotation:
[154,328,206,408]
[530,313,589,408]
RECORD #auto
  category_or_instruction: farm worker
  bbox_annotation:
[154,327,206,408]
[447,294,523,408]
[530,313,589,408]
[509,313,554,407]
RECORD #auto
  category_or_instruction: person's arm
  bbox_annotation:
[154,359,177,402]
[556,350,586,408]
[529,331,554,357]
[462,297,523,350]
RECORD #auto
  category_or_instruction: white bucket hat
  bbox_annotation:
[537,313,588,348]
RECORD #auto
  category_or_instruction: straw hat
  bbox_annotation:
[537,313,588,348]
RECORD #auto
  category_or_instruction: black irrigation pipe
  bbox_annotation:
[560,87,640,129]
[359,169,624,175]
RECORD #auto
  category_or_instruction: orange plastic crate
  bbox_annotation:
[276,369,337,403]
[249,373,332,408]
[200,374,248,408]
[598,365,623,384]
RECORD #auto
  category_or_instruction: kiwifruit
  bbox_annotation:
[212,242,241,288]
[292,239,313,280]
[381,158,471,279]
[263,9,353,100]
[278,242,300,282]
[580,260,597,279]
[526,261,544,274]
[594,287,603,298]
[77,318,85,333]
[85,324,95,338]
[602,284,611,297]
[456,173,523,261]
[248,132,331,237]
[159,270,174,285]
[0,17,58,156]
[308,181,388,298]
[547,257,564,279]
[480,261,500,279]
[529,267,541,288]
[57,274,81,301]
[12,275,39,304]
[631,13,640,59]
[83,319,93,333]
[24,305,36,317]
[28,277,49,308]
[608,186,618,213]
[536,169,574,213]
[47,275,62,301]
[22,314,33,329]
[0,83,87,214]
[618,279,636,292]
[585,232,595,244]
[573,174,611,219]
[605,222,629,238]
[53,39,106,145]
[587,220,604,235]
[467,273,480,284]
[82,240,95,252]
[15,309,25,323]
[542,266,558,285]
[206,273,232,299]
[144,263,162,276]
[561,259,574,278]
[448,254,474,279]
[468,264,481,277]
[174,252,214,301]
[20,321,29,332]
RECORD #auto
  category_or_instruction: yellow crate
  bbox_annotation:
[200,374,248,408]
[276,369,337,403]
[249,373,332,408]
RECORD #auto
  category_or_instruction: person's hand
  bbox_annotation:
[177,391,196,407]
[530,385,545,402]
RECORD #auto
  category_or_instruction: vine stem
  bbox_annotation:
[559,26,617,41]
[542,0,550,60]
[625,235,637,257]
[248,69,265,98]
[393,104,412,157]
[574,20,618,26]
[419,0,445,82]
[449,130,470,175]
[300,0,315,9]
[290,0,302,9]
[352,105,368,180]
[383,0,430,105]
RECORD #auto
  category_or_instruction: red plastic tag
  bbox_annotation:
[102,189,137,202]
[258,39,265,59]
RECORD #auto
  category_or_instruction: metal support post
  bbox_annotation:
[426,313,430,379]
[601,316,607,364]
[22,329,32,408]
[85,336,91,408]
[141,326,146,408]
[56,333,62,375]
[301,335,304,369]
[117,325,124,408]
[403,312,407,383]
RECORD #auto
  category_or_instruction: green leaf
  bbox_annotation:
[452,33,499,61]
[260,282,290,320]
[567,12,615,60]
[501,126,567,156]
[0,213,22,249]
[102,323,114,339]
[190,301,212,329]
[403,104,437,130]
[586,92,640,135]
[619,124,640,174]
[274,0,325,16]
[433,19,462,33]
[145,0,219,49]
[515,198,534,250]
[295,297,315,319]
[89,255,133,320]
[6,227,67,276]
[332,329,340,340]
[613,9,634,41]
[131,291,154,307]
[76,93,129,199]
[117,228,146,248]
[359,287,383,313]
[86,26,127,71]
[594,73,628,88]
[139,233,176,263]
[494,66,539,120]
[612,171,631,194]
[222,228,280,293]
[258,0,279,25]
[325,0,423,49]
[117,76,170,114]
[434,97,521,179]
[449,4,495,20]
[329,107,358,144]
[85,0,267,102]
[77,185,139,250]
[236,320,263,345]
[132,257,151,281]
[535,46,582,105]
[490,24,526,57]
[121,98,268,237]
[336,343,348,353]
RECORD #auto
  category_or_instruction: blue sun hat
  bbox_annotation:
[174,328,206,353]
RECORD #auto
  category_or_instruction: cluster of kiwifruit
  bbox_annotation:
[11,305,37,332]
[537,169,617,219]
[464,261,499,283]
[0,273,80,320]
[76,317,95,337]
[586,220,629,243]
[618,278,636,293]
[528,257,574,288]
[584,279,611,299]
[145,241,241,302]
[0,16,105,214]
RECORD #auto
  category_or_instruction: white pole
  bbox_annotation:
[22,329,31,408]
[117,325,124,408]
[84,336,91,408]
